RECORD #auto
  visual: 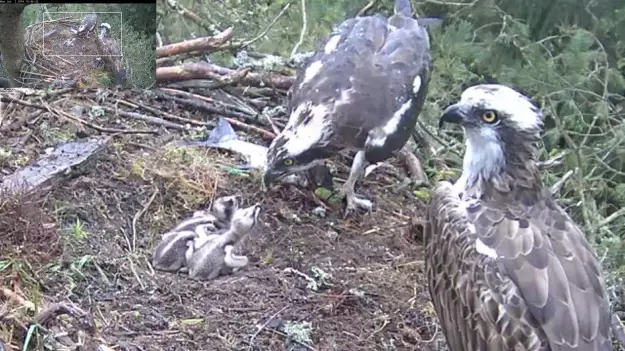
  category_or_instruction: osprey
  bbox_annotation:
[96,23,124,85]
[262,0,434,216]
[425,84,612,350]
[76,13,97,38]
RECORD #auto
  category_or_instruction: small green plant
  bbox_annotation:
[70,218,88,240]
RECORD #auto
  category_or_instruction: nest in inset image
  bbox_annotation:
[21,16,122,89]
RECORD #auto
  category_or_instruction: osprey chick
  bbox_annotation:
[426,84,612,350]
[76,13,97,38]
[262,0,434,216]
[96,23,124,85]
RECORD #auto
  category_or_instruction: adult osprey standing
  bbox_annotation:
[426,84,612,350]
[262,0,434,216]
[96,23,125,85]
[76,13,97,38]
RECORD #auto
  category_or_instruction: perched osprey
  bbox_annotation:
[96,23,124,85]
[426,84,612,350]
[262,0,434,216]
[76,13,97,38]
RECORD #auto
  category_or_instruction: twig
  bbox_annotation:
[356,0,378,17]
[1,288,35,311]
[416,120,463,159]
[549,169,575,196]
[290,0,307,58]
[222,116,276,140]
[263,112,281,135]
[596,207,625,229]
[40,100,158,134]
[127,256,146,291]
[612,313,625,349]
[155,28,233,61]
[121,99,210,127]
[247,305,290,351]
[103,106,188,131]
[154,90,276,140]
[536,150,566,171]
[239,3,292,49]
[156,62,295,89]
[163,0,222,42]
[131,187,159,253]
[35,303,83,326]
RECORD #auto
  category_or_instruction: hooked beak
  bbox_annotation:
[439,103,470,128]
[228,195,240,206]
[262,169,285,191]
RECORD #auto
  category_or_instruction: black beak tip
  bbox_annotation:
[439,104,466,128]
[261,171,272,191]
[438,118,447,129]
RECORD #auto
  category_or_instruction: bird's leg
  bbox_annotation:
[336,150,372,216]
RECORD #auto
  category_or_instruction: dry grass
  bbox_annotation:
[0,185,59,260]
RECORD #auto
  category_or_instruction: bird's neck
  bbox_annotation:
[457,140,542,199]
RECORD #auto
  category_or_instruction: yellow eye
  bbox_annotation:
[283,158,295,166]
[482,111,498,123]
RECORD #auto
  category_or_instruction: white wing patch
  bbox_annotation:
[281,103,330,155]
[366,99,412,147]
[475,238,498,258]
[301,61,323,86]
[412,76,421,95]
[324,35,341,54]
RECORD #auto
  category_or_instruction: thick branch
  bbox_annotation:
[155,27,233,58]
[156,62,295,90]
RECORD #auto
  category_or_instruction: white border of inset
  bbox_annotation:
[43,12,123,57]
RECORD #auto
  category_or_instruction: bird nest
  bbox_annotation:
[22,18,111,89]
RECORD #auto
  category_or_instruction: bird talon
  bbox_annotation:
[343,193,373,217]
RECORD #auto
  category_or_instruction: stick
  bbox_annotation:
[154,91,276,140]
[264,112,281,135]
[290,0,308,58]
[121,99,210,127]
[131,188,159,253]
[239,3,291,49]
[156,27,234,58]
[156,62,295,90]
[247,305,290,351]
[47,103,157,135]
[102,106,188,131]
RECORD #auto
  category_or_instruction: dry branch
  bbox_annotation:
[156,62,295,89]
[153,89,276,140]
[156,27,234,59]
[102,106,188,131]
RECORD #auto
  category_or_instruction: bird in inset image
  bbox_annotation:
[96,23,125,85]
[76,13,97,38]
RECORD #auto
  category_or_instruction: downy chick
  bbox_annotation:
[152,230,198,272]
[211,195,239,225]
[187,203,261,281]
[186,195,240,231]
[172,212,220,233]
[152,195,238,273]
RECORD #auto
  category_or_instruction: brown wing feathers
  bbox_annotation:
[426,181,612,350]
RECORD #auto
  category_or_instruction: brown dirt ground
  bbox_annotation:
[0,89,446,351]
